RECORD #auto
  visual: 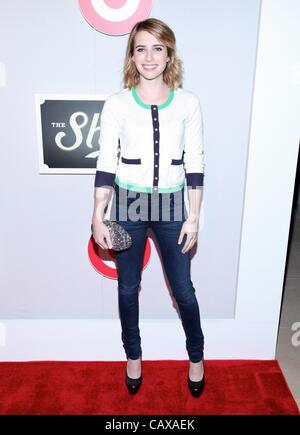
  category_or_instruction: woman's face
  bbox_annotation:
[131,30,170,82]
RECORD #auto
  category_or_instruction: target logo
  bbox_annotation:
[79,0,153,35]
[88,234,151,279]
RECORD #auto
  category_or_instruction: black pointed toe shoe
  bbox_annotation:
[125,370,142,394]
[188,375,205,398]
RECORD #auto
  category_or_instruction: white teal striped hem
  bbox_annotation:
[115,177,184,193]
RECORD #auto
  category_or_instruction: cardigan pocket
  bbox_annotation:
[171,158,184,165]
[169,157,185,186]
[121,157,142,164]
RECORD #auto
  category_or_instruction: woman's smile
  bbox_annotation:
[142,64,158,70]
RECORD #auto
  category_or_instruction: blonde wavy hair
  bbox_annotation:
[123,18,183,90]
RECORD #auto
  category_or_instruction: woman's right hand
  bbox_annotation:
[92,219,113,250]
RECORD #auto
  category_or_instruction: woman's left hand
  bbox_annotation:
[178,217,199,254]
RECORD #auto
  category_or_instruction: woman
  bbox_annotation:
[92,18,205,398]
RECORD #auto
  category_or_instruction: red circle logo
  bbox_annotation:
[88,234,151,279]
[79,0,153,35]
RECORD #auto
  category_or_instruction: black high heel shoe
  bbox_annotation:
[188,374,205,397]
[125,370,142,394]
[125,358,142,394]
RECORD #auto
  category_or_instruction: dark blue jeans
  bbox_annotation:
[113,184,204,363]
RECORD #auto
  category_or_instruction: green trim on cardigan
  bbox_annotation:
[115,176,184,193]
[131,86,174,109]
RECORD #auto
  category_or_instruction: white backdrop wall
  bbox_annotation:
[0,0,260,319]
[1,0,299,360]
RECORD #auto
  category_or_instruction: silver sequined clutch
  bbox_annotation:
[91,220,132,251]
[104,220,132,251]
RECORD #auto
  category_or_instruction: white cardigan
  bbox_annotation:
[94,85,205,193]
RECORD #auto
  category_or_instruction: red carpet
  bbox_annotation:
[0,360,298,415]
